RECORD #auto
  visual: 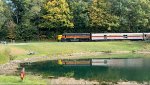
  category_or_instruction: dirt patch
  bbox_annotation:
[47,77,148,85]
[0,44,27,55]
[0,60,21,75]
[107,81,148,85]
[10,47,27,55]
[47,77,99,85]
[115,81,144,85]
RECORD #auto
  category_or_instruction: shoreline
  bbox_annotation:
[48,77,149,85]
[0,51,149,75]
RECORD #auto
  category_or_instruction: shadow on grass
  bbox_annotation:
[22,60,150,82]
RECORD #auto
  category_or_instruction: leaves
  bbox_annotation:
[109,0,150,32]
[69,0,89,32]
[89,0,119,31]
[0,0,150,41]
[0,0,11,29]
[41,0,74,29]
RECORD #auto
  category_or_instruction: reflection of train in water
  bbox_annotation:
[57,33,150,42]
[58,58,144,67]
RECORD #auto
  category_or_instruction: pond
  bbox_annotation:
[22,58,150,82]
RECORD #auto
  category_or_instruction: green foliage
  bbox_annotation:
[0,0,9,29]
[0,0,150,41]
[109,0,150,32]
[5,20,16,41]
[68,0,89,32]
[11,0,46,41]
[89,0,120,32]
[16,26,38,41]
[2,47,16,61]
[41,0,74,29]
[0,0,13,40]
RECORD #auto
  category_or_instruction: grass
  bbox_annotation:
[0,41,150,63]
[0,45,9,64]
[0,53,9,64]
[0,75,46,85]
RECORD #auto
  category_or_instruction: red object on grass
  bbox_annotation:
[20,67,25,80]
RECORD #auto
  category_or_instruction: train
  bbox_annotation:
[57,33,150,42]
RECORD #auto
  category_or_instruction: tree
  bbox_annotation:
[109,0,150,32]
[88,0,119,32]
[11,0,46,41]
[5,20,16,42]
[0,0,13,40]
[41,0,74,33]
[68,0,90,32]
[0,0,6,29]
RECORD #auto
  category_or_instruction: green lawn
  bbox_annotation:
[0,75,46,85]
[0,41,150,64]
[0,53,9,64]
[14,41,148,53]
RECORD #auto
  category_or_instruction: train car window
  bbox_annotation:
[145,34,147,37]
[123,35,128,38]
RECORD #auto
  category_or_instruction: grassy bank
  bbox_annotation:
[0,41,150,63]
[14,41,150,53]
[0,53,9,64]
[0,75,46,85]
[0,45,9,64]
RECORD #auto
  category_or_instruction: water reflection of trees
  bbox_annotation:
[24,60,150,82]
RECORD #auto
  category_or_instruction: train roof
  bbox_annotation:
[63,33,90,35]
[62,33,150,35]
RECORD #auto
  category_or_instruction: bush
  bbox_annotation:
[4,48,16,61]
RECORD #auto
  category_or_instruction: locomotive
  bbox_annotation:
[57,33,150,42]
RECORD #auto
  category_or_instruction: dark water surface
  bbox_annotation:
[23,58,150,82]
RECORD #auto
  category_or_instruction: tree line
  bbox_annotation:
[0,0,150,41]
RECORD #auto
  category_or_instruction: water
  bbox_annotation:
[23,58,150,82]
